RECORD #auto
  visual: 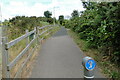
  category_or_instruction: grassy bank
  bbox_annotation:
[9,24,59,78]
[67,29,120,80]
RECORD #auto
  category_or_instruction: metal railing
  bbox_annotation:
[1,25,56,78]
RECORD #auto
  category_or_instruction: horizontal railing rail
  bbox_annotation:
[2,25,57,78]
[6,29,36,49]
[38,25,53,30]
[7,38,36,71]
[38,27,53,36]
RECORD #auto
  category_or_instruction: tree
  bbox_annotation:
[71,10,79,18]
[58,15,64,25]
[44,11,52,18]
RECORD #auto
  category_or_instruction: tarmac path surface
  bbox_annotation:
[30,27,105,78]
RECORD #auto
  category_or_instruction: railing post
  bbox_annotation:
[82,56,96,80]
[25,29,29,60]
[2,26,10,78]
[34,27,36,39]
[36,27,39,44]
[37,26,40,36]
[34,27,37,46]
[37,26,40,39]
[26,30,29,46]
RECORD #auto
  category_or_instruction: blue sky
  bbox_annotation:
[0,0,85,20]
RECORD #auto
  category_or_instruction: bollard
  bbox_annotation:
[82,56,96,80]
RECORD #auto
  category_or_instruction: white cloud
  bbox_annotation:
[1,0,85,21]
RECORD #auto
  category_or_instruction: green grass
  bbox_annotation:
[7,24,60,78]
[67,29,120,80]
[1,20,60,77]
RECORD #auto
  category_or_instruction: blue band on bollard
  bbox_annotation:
[85,59,96,71]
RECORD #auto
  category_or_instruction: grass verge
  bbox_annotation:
[7,25,60,78]
[67,29,120,80]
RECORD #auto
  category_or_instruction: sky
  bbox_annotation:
[0,0,85,21]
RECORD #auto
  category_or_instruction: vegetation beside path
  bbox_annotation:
[2,16,60,78]
[67,29,120,80]
[61,2,120,80]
